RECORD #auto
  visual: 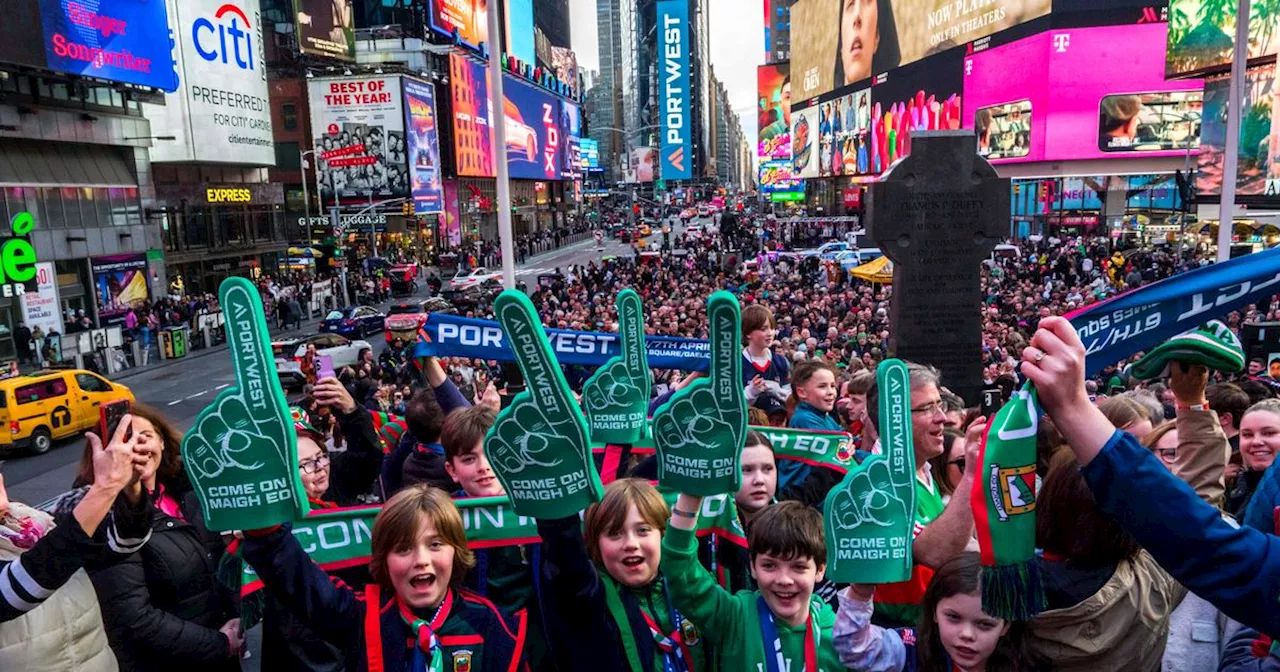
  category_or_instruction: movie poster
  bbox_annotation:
[403,78,444,214]
[758,64,791,159]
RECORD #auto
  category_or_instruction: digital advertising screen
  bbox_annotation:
[815,87,871,177]
[790,0,1049,105]
[0,0,45,74]
[1197,64,1276,197]
[91,254,151,326]
[502,76,562,180]
[869,48,964,175]
[1167,0,1278,79]
[758,64,792,159]
[37,0,178,91]
[505,0,536,64]
[309,75,409,200]
[977,101,1033,160]
[658,0,693,180]
[430,0,488,50]
[560,101,582,180]
[450,54,495,178]
[759,160,803,195]
[963,31,1049,163]
[403,78,444,215]
[580,138,601,170]
[791,104,820,179]
[295,0,354,60]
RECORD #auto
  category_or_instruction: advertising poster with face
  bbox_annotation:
[791,104,821,178]
[758,64,792,159]
[309,75,409,200]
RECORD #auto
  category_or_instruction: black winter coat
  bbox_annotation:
[88,488,236,672]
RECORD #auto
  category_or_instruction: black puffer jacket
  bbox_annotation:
[87,488,236,672]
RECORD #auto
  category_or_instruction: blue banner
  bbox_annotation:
[1070,247,1280,376]
[415,313,711,371]
[39,0,177,91]
[657,0,691,181]
[403,78,444,215]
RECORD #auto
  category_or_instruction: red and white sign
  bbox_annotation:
[844,187,862,209]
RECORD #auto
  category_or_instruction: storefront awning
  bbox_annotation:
[0,140,137,187]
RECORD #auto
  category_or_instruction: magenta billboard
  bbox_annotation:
[962,23,1203,164]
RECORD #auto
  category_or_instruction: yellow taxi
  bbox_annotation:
[0,369,134,455]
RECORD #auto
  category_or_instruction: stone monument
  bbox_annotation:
[866,131,1008,404]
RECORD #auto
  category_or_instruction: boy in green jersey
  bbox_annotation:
[662,495,848,671]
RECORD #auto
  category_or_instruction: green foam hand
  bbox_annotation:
[485,290,603,519]
[582,289,651,445]
[652,291,747,496]
[823,359,916,584]
[181,278,307,532]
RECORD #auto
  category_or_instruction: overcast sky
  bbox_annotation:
[569,0,764,155]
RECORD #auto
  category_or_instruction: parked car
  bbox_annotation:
[273,333,374,392]
[320,306,385,337]
[0,369,134,455]
[448,267,502,291]
[384,298,447,344]
[793,241,853,262]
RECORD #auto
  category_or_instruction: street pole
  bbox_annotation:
[369,191,378,257]
[300,149,312,246]
[486,5,516,289]
[1218,0,1250,263]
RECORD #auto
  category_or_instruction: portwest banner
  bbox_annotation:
[415,313,711,371]
[1069,247,1280,376]
[657,0,692,180]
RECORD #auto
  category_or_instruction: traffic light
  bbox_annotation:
[402,201,413,216]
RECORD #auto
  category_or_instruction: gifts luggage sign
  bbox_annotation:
[653,291,748,496]
[484,290,605,518]
[823,359,916,583]
[181,278,308,531]
[582,289,651,444]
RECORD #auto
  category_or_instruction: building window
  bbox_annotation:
[282,103,298,131]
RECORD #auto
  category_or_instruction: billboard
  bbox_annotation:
[814,87,871,177]
[791,104,821,178]
[626,148,658,183]
[758,64,792,159]
[551,46,579,90]
[32,0,177,91]
[1197,64,1276,197]
[143,0,274,165]
[449,54,494,178]
[561,102,582,180]
[790,0,1050,104]
[449,55,569,180]
[91,254,150,326]
[295,0,354,60]
[403,78,444,215]
[962,24,1201,165]
[580,138,601,170]
[1167,0,1279,79]
[658,0,693,180]
[506,0,536,64]
[309,75,409,201]
[869,48,963,175]
[759,160,804,195]
[429,0,488,50]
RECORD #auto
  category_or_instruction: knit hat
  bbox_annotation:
[1127,320,1246,381]
[290,407,324,442]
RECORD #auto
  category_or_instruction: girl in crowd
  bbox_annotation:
[926,428,966,505]
[0,420,151,671]
[535,478,708,672]
[72,404,241,671]
[833,552,1036,672]
[1226,398,1280,520]
[699,430,778,593]
[241,485,526,671]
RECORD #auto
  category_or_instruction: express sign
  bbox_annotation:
[1,213,37,298]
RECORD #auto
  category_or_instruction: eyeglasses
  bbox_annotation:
[910,401,947,417]
[1156,448,1176,461]
[299,454,330,474]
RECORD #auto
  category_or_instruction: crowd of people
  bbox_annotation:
[2,205,1280,671]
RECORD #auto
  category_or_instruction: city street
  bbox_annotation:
[0,225,670,506]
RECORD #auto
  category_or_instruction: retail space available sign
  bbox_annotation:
[21,262,63,337]
[658,0,692,181]
[309,75,410,201]
[1,213,38,299]
[143,0,274,165]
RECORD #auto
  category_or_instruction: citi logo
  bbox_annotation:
[194,4,255,70]
[668,147,685,172]
[1052,33,1070,53]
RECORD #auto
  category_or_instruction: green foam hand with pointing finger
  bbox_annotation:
[653,291,747,496]
[485,290,603,519]
[180,277,308,532]
[582,289,651,444]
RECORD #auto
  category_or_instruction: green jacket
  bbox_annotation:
[661,526,847,671]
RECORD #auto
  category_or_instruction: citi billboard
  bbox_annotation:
[658,0,692,180]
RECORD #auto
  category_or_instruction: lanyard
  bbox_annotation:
[638,578,694,672]
[398,589,453,672]
[757,596,817,672]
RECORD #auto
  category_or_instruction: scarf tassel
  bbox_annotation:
[980,559,1045,622]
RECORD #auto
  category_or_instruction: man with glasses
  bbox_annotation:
[864,362,984,627]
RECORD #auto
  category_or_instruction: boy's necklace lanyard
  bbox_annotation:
[638,577,694,672]
[398,589,453,672]
[757,596,816,672]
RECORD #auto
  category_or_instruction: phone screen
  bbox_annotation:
[99,399,131,441]
[981,388,1002,417]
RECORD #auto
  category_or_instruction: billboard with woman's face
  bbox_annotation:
[758,64,792,159]
[790,0,1050,105]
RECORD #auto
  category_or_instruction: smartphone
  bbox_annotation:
[981,388,1002,417]
[316,355,336,381]
[99,399,131,442]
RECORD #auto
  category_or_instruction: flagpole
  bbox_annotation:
[486,3,516,289]
[1217,0,1251,262]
